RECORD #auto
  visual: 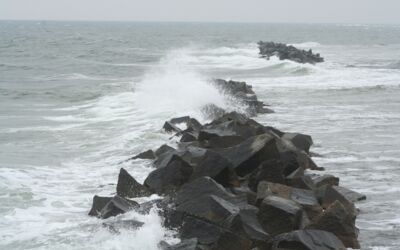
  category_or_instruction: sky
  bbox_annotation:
[0,0,399,24]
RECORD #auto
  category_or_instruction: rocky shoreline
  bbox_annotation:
[89,79,365,250]
[258,41,324,64]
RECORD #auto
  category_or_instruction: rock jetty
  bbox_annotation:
[89,79,365,250]
[258,41,324,64]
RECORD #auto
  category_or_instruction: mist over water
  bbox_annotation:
[1,21,400,249]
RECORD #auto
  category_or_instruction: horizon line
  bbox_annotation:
[0,18,399,26]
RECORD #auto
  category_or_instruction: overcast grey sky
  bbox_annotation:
[0,0,399,24]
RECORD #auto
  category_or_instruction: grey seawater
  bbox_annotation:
[1,21,400,250]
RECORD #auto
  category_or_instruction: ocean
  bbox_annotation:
[0,21,399,250]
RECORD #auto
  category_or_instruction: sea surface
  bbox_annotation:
[0,21,400,250]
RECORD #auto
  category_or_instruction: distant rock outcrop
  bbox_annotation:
[258,41,324,64]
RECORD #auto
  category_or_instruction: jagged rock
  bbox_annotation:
[218,133,279,177]
[88,195,112,216]
[144,155,193,194]
[258,41,324,64]
[332,186,366,203]
[248,159,289,191]
[117,168,152,198]
[306,201,360,249]
[176,177,247,207]
[276,138,321,171]
[130,149,155,160]
[205,135,245,148]
[180,132,198,142]
[256,181,322,219]
[179,215,252,250]
[99,195,139,219]
[270,230,346,250]
[155,144,175,157]
[190,150,237,187]
[177,195,240,224]
[257,195,304,235]
[180,215,226,245]
[163,121,182,133]
[311,174,339,188]
[230,186,257,206]
[286,171,315,190]
[223,206,271,248]
[154,147,179,168]
[321,185,365,213]
[282,133,313,154]
[102,219,144,233]
[179,146,208,166]
[213,230,253,250]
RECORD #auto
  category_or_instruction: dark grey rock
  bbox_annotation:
[257,195,303,235]
[258,41,324,64]
[130,149,155,160]
[117,168,152,198]
[190,150,237,187]
[144,155,193,194]
[218,133,279,177]
[270,230,346,250]
[282,133,313,154]
[88,195,112,217]
[176,177,247,207]
[177,194,240,224]
[306,201,360,249]
[99,195,139,219]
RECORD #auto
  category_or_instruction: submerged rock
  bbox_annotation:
[102,219,144,234]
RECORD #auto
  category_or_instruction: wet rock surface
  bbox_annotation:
[258,41,324,64]
[89,79,365,249]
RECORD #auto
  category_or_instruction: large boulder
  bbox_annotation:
[144,155,193,194]
[269,230,346,250]
[248,159,290,191]
[176,194,240,224]
[88,195,112,216]
[129,149,155,160]
[98,195,139,219]
[223,206,271,248]
[116,168,152,198]
[190,150,237,187]
[282,133,313,154]
[176,177,247,208]
[218,133,279,177]
[257,195,304,235]
[306,201,360,249]
[256,181,322,219]
[179,215,252,249]
[321,185,365,214]
[311,174,339,188]
[155,144,176,157]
